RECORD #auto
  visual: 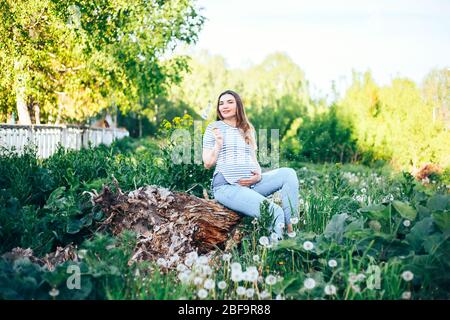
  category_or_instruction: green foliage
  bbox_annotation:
[0,0,205,123]
[1,135,449,300]
[155,113,214,197]
[287,105,361,164]
[338,71,450,171]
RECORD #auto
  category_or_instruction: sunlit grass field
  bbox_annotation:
[0,136,449,300]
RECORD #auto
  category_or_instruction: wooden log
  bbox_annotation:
[92,178,244,267]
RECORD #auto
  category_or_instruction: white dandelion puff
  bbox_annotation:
[49,288,59,297]
[194,276,203,285]
[204,279,215,290]
[328,259,337,268]
[303,241,314,251]
[231,262,242,272]
[324,284,337,295]
[270,233,279,242]
[231,270,243,282]
[236,286,246,296]
[260,290,271,299]
[402,291,412,300]
[176,263,187,272]
[186,251,198,261]
[156,258,167,267]
[197,288,208,299]
[246,266,259,282]
[197,255,209,265]
[178,271,191,284]
[303,278,316,290]
[401,271,414,282]
[222,253,232,262]
[246,288,255,298]
[259,236,270,247]
[218,281,227,290]
[265,275,277,285]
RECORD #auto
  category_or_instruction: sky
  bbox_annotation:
[182,0,450,99]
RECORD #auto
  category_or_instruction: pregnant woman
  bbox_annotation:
[202,89,299,240]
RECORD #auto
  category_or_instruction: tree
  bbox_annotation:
[0,0,205,124]
[337,71,450,170]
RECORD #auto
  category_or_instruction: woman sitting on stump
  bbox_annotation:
[202,89,300,240]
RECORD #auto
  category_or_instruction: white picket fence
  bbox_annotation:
[0,124,129,158]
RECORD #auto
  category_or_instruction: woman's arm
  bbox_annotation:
[203,127,223,169]
[203,145,220,169]
[251,129,261,174]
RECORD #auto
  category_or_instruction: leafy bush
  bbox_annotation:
[283,106,363,164]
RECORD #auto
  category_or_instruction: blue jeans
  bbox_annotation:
[212,167,299,239]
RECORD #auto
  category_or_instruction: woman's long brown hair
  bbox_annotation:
[216,90,257,150]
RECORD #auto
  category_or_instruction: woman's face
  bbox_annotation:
[218,93,237,120]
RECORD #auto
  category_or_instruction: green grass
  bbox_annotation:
[0,135,449,300]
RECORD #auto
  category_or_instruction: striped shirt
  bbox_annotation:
[203,120,260,186]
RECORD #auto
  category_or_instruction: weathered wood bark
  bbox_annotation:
[91,178,244,267]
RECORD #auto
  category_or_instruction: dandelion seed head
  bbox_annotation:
[270,233,279,243]
[186,251,198,261]
[260,290,271,299]
[401,271,414,282]
[222,253,232,262]
[265,275,277,285]
[184,257,194,267]
[204,279,215,290]
[231,262,242,272]
[197,255,209,265]
[246,288,255,298]
[328,259,338,268]
[231,270,243,282]
[245,266,259,282]
[304,278,316,289]
[156,258,167,267]
[324,284,337,295]
[197,288,208,299]
[236,286,246,296]
[49,288,59,297]
[402,291,411,300]
[218,281,227,290]
[194,276,203,285]
[259,236,270,247]
[303,241,314,251]
[176,263,187,272]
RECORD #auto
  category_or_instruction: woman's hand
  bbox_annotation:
[212,127,223,150]
[238,170,261,187]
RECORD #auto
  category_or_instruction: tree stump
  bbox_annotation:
[92,178,244,267]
